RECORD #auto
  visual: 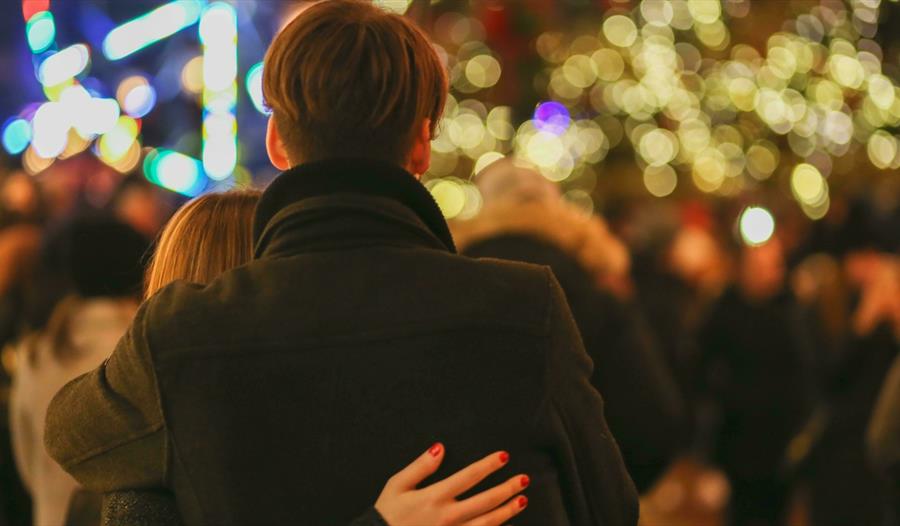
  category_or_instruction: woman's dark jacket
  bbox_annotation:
[465,235,687,491]
[43,159,637,526]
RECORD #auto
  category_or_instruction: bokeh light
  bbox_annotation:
[98,115,139,163]
[116,76,157,118]
[181,56,204,94]
[603,15,638,48]
[4,0,900,207]
[2,118,32,155]
[430,179,466,219]
[103,0,204,60]
[30,102,69,158]
[465,55,501,89]
[790,163,828,208]
[474,152,505,175]
[144,149,205,196]
[38,44,90,87]
[739,206,775,246]
[867,131,900,169]
[26,11,55,54]
[22,0,50,21]
[643,165,678,197]
[374,0,411,14]
[200,1,238,181]
[533,101,571,135]
[246,62,268,115]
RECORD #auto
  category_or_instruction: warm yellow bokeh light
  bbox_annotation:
[678,118,711,153]
[791,163,827,206]
[374,0,411,14]
[447,114,485,150]
[98,116,139,163]
[526,131,566,168]
[592,49,626,82]
[687,0,722,24]
[643,164,678,197]
[474,152,505,175]
[728,77,758,112]
[430,179,466,219]
[867,130,899,169]
[639,128,678,166]
[868,74,896,110]
[828,54,866,89]
[465,55,502,89]
[692,148,726,192]
[603,15,638,48]
[641,0,675,27]
[562,55,597,88]
[486,106,514,141]
[746,142,779,180]
[695,20,730,50]
[181,56,204,94]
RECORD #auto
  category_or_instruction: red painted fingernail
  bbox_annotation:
[429,443,443,457]
[499,451,509,464]
[517,496,528,508]
[519,475,530,488]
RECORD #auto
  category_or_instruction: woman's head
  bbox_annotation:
[145,190,261,298]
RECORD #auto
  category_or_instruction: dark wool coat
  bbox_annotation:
[45,159,638,526]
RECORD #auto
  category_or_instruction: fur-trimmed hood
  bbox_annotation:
[450,199,630,288]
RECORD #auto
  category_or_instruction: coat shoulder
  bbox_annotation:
[140,251,557,355]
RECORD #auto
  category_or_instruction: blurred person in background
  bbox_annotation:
[0,170,48,526]
[624,201,729,445]
[800,208,900,526]
[452,158,687,493]
[107,177,173,241]
[698,227,817,526]
[0,172,46,350]
[9,216,148,526]
[869,343,900,523]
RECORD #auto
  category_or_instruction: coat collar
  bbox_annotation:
[253,158,456,258]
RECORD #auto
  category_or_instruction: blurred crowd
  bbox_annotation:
[0,151,898,526]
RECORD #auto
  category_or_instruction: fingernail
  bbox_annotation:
[517,496,528,508]
[499,451,510,464]
[519,475,530,488]
[429,443,443,457]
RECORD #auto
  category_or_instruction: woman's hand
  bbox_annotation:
[374,443,529,526]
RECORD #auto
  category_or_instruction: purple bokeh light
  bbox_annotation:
[533,101,570,135]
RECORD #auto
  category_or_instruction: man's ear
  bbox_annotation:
[266,117,292,171]
[405,119,432,179]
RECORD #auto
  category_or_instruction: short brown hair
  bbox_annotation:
[144,190,261,298]
[262,0,447,165]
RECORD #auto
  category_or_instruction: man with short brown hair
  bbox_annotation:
[45,1,638,524]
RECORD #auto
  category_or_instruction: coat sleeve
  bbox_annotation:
[536,269,639,526]
[44,300,166,492]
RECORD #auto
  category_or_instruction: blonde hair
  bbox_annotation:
[144,190,261,298]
